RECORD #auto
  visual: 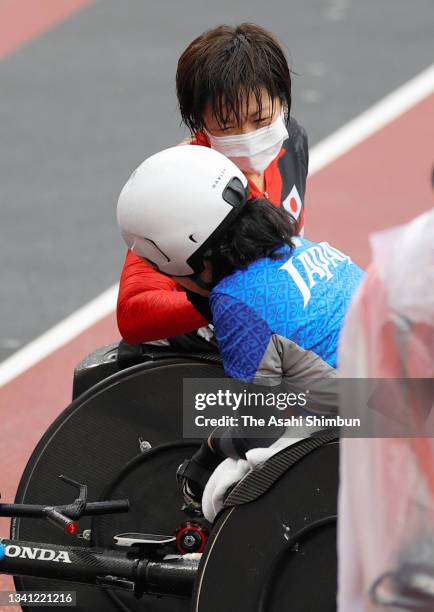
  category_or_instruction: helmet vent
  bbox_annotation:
[222,177,247,208]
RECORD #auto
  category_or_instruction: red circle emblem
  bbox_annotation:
[290,197,298,213]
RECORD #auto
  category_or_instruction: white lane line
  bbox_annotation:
[0,285,118,387]
[0,62,433,389]
[309,63,434,174]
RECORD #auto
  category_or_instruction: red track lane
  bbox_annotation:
[0,315,119,602]
[0,0,94,59]
[0,91,432,602]
[0,315,119,612]
[0,314,120,529]
[306,93,434,267]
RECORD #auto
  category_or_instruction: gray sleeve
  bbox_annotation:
[210,334,339,460]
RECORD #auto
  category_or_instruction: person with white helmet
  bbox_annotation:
[117,144,364,511]
[117,23,308,350]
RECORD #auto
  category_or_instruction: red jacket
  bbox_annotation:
[117,119,308,344]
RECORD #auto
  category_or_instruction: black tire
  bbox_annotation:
[192,440,339,612]
[11,357,223,612]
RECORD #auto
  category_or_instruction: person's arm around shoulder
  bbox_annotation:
[117,250,208,344]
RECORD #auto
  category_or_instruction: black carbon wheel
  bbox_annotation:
[11,356,223,611]
[192,440,339,612]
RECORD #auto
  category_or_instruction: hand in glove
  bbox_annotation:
[176,441,223,513]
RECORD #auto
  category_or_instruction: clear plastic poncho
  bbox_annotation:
[338,208,434,612]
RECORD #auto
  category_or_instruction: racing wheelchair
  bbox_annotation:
[1,342,339,611]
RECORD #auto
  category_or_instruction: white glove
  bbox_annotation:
[202,436,304,522]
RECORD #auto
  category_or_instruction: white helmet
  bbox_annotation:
[117,145,248,276]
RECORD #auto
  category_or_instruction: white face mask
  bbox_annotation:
[205,112,288,174]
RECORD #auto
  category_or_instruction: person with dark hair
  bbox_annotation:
[117,145,364,511]
[204,197,297,285]
[117,23,308,350]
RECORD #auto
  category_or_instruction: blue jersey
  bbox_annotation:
[210,238,364,384]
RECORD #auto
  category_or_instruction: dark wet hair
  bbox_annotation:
[207,198,296,283]
[176,23,292,133]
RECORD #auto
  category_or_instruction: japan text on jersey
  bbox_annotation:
[210,239,364,381]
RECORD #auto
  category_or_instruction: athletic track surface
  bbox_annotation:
[0,0,433,604]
